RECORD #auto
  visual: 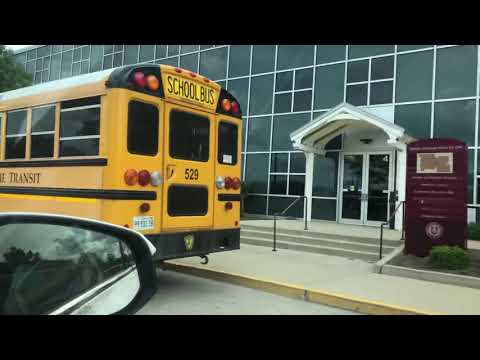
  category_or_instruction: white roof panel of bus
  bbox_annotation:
[0,68,116,102]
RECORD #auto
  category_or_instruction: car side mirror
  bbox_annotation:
[0,213,158,315]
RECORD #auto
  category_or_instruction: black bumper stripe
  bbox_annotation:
[218,194,241,201]
[0,158,108,168]
[0,186,156,200]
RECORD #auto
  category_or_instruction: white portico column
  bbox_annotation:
[304,151,315,222]
[395,144,407,231]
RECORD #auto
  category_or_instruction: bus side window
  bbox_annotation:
[127,101,159,156]
[5,110,27,160]
[31,105,55,158]
[218,121,238,165]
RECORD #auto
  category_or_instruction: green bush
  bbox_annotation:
[429,246,470,270]
[468,223,480,240]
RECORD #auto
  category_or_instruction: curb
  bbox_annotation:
[161,261,440,315]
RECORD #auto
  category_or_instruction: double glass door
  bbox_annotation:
[340,152,392,225]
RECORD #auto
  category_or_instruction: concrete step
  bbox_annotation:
[240,236,382,262]
[240,225,402,248]
[240,229,395,253]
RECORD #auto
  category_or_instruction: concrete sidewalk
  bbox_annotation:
[166,244,480,315]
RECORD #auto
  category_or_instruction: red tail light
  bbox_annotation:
[124,169,138,186]
[224,176,233,190]
[140,203,150,213]
[231,101,239,114]
[225,202,233,210]
[138,170,151,186]
[133,72,146,88]
[232,177,241,190]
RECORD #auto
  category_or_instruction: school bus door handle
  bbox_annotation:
[167,165,176,180]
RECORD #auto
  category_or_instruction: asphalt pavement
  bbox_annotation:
[137,270,359,315]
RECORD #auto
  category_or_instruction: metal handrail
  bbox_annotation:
[379,200,405,260]
[273,195,307,252]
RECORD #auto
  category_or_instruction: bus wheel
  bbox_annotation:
[200,255,209,265]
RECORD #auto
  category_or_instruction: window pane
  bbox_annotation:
[199,47,228,80]
[27,49,37,60]
[252,45,275,74]
[180,53,198,72]
[114,45,123,52]
[396,50,433,102]
[290,153,306,173]
[7,110,27,135]
[316,45,346,64]
[60,50,73,78]
[313,152,338,197]
[277,45,314,70]
[31,134,54,158]
[269,175,287,194]
[247,116,271,152]
[346,84,368,106]
[295,68,313,89]
[245,153,269,193]
[81,61,89,74]
[37,46,51,58]
[139,45,154,62]
[398,45,432,52]
[60,108,100,137]
[272,113,309,151]
[293,90,312,111]
[268,196,304,217]
[229,45,251,78]
[394,103,431,139]
[124,45,139,65]
[244,195,267,214]
[347,60,369,83]
[348,45,394,59]
[218,122,238,165]
[325,135,342,150]
[434,100,476,146]
[170,110,209,162]
[156,57,178,67]
[5,137,26,159]
[103,55,113,69]
[370,81,393,105]
[371,56,394,80]
[314,63,345,109]
[168,45,179,56]
[113,52,123,67]
[32,106,55,132]
[435,45,477,99]
[270,153,288,173]
[311,198,337,221]
[276,71,293,92]
[155,45,167,59]
[81,46,90,60]
[249,74,274,115]
[180,45,198,54]
[274,93,292,113]
[72,62,81,75]
[128,101,159,156]
[289,175,305,196]
[60,138,99,157]
[168,186,208,216]
[90,45,103,72]
[227,78,249,114]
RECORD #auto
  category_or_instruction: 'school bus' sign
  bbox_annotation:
[405,139,468,257]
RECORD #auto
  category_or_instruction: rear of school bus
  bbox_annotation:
[0,64,242,262]
[99,64,242,261]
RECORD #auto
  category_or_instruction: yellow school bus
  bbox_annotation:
[0,64,242,261]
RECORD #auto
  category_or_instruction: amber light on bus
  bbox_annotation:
[124,169,139,185]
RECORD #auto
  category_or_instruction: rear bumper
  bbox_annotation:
[145,228,240,261]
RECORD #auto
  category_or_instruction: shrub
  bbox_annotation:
[429,246,470,270]
[468,223,480,240]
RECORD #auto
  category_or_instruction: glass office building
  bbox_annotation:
[12,45,480,226]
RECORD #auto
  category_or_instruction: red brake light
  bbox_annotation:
[124,169,138,186]
[133,72,146,88]
[231,101,239,114]
[140,203,150,213]
[224,176,233,190]
[138,170,151,186]
[222,99,232,112]
[225,202,233,210]
[232,177,241,190]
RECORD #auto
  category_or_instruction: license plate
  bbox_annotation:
[133,216,154,231]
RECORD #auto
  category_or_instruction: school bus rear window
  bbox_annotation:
[218,121,238,165]
[170,110,209,162]
[128,100,159,156]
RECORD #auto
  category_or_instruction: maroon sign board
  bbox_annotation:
[405,139,468,257]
